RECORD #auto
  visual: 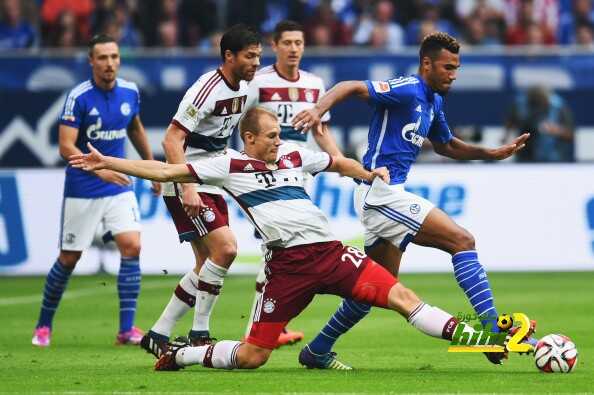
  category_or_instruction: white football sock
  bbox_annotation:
[244,261,266,338]
[151,271,199,337]
[408,303,458,340]
[176,340,241,370]
[192,259,227,332]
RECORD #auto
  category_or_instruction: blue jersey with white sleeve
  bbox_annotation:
[59,78,139,198]
[362,74,453,184]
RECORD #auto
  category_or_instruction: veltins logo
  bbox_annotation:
[0,176,28,266]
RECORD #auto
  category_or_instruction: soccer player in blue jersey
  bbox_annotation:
[32,34,160,347]
[292,32,532,366]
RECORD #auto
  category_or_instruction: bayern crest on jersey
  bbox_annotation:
[282,158,294,168]
[288,87,299,102]
[305,89,315,103]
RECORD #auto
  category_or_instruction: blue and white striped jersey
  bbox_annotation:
[59,78,139,198]
[363,74,453,184]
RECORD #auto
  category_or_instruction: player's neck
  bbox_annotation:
[219,65,240,89]
[274,62,299,81]
[93,76,116,91]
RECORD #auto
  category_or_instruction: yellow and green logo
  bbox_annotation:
[448,313,532,353]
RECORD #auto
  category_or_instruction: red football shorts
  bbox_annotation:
[247,240,397,349]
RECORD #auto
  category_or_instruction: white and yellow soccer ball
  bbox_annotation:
[534,334,578,373]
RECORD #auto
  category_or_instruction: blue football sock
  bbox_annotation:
[118,256,141,333]
[452,251,499,332]
[308,299,371,354]
[37,259,73,329]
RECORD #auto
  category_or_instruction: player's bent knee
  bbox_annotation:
[236,343,271,369]
[211,243,237,266]
[58,251,81,269]
[387,283,421,316]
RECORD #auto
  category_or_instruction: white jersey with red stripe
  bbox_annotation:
[165,68,249,196]
[246,65,330,147]
[186,142,335,248]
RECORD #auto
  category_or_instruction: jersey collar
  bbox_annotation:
[413,74,434,103]
[273,64,300,82]
[217,68,240,91]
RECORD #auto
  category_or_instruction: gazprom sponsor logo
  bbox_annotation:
[402,116,424,148]
[86,117,127,141]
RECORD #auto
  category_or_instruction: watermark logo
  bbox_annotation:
[448,313,532,354]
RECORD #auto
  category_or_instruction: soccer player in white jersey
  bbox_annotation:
[293,32,535,365]
[243,20,345,348]
[32,34,160,347]
[71,107,513,372]
[140,25,262,357]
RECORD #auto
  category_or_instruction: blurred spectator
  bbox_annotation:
[506,86,575,162]
[0,0,37,49]
[157,18,178,47]
[41,0,94,45]
[459,0,506,45]
[505,0,558,33]
[559,0,594,44]
[353,0,404,50]
[505,0,556,45]
[179,0,217,47]
[405,0,458,45]
[304,1,352,46]
[575,20,594,47]
[96,1,142,47]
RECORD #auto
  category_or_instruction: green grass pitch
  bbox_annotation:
[1,272,592,394]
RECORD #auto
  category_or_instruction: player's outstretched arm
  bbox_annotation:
[70,143,195,183]
[327,156,389,184]
[293,81,369,133]
[433,133,530,161]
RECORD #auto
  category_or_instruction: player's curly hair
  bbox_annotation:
[419,32,460,62]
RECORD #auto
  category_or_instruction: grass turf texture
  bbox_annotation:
[0,272,592,394]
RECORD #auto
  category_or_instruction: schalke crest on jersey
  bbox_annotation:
[288,87,299,102]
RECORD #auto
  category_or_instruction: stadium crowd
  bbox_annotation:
[0,0,593,50]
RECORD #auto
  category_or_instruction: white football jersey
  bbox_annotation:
[165,68,249,195]
[187,143,335,248]
[247,65,330,147]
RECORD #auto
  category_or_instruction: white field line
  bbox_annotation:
[0,280,175,306]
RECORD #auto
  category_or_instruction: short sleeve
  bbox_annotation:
[171,80,212,133]
[59,89,84,128]
[365,77,417,107]
[244,79,259,111]
[299,147,332,175]
[187,155,230,187]
[428,108,453,144]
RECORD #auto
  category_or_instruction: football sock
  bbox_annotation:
[244,262,266,338]
[117,256,141,333]
[452,251,499,332]
[36,259,73,328]
[308,299,371,354]
[151,270,199,338]
[408,302,458,340]
[192,259,227,333]
[176,340,241,369]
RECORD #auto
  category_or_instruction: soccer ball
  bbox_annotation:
[497,314,513,330]
[534,334,578,373]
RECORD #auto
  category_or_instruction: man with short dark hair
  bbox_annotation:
[293,32,534,365]
[69,106,505,373]
[140,24,263,358]
[32,34,160,347]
